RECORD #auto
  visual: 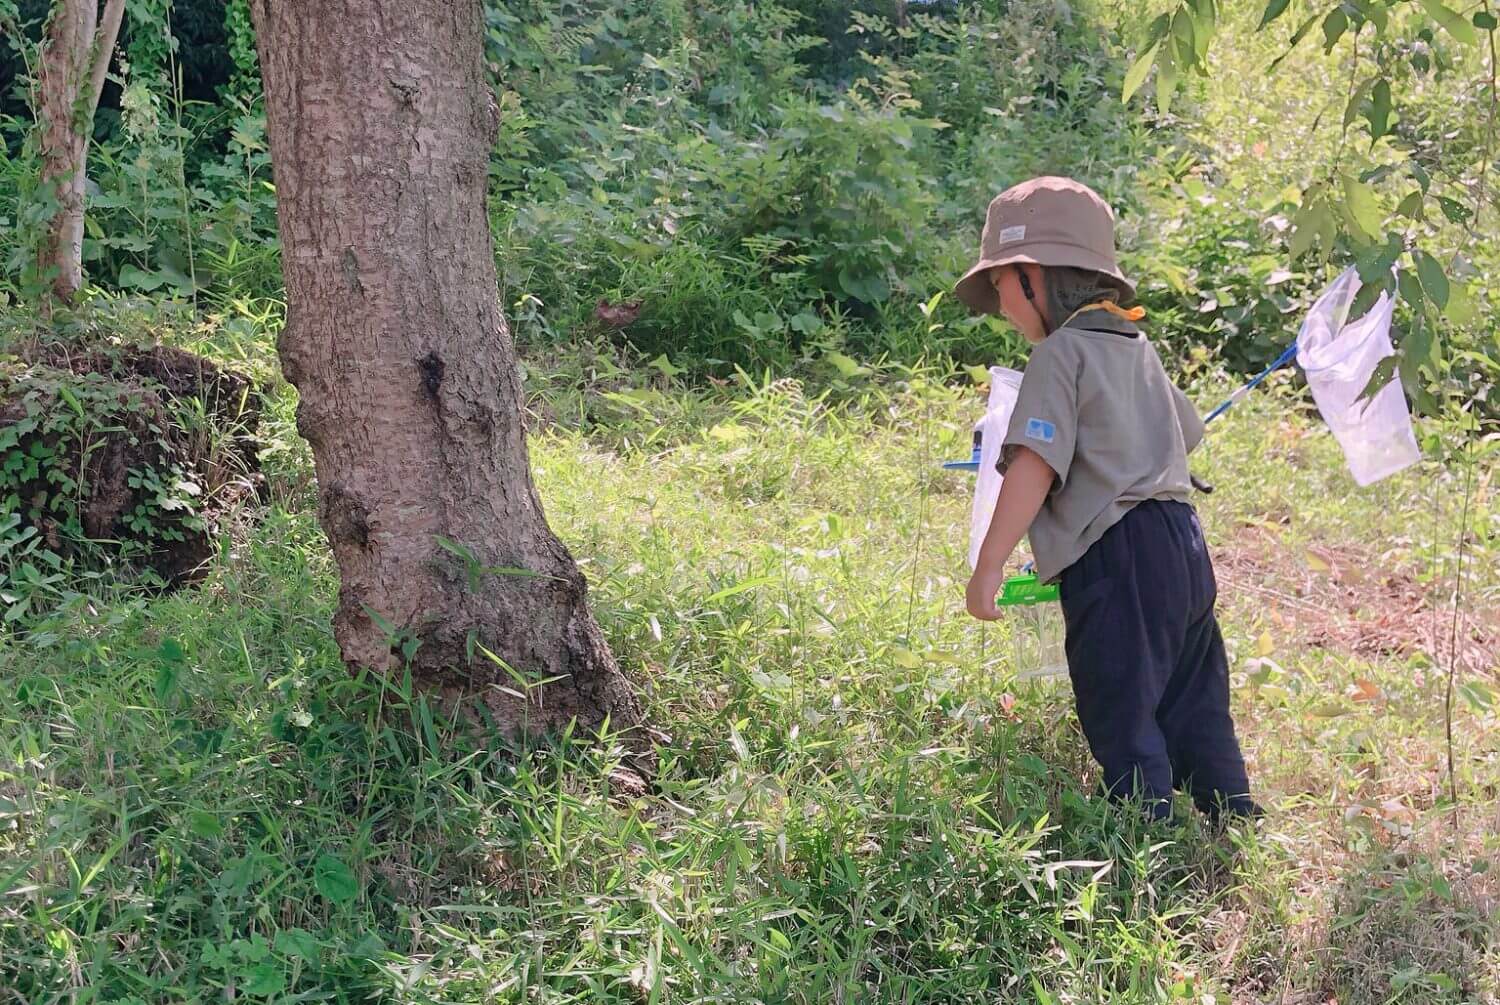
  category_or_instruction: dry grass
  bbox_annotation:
[1217,525,1498,680]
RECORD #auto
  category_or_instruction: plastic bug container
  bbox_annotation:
[998,572,1067,680]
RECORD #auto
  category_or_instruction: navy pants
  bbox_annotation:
[1059,500,1257,820]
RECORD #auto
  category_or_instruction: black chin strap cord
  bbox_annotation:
[1016,266,1051,333]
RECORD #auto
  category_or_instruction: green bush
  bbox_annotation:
[1,0,1491,392]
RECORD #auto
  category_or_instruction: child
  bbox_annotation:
[955,177,1260,821]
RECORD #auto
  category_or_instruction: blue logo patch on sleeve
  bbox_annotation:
[1024,418,1056,444]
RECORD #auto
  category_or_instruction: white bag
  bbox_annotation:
[1296,268,1421,487]
[968,367,1024,569]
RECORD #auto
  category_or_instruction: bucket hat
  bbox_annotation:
[954,177,1135,315]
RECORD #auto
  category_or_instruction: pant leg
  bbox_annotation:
[1060,506,1179,821]
[1153,504,1259,818]
[1157,611,1257,816]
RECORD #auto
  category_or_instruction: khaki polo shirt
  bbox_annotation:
[998,310,1203,582]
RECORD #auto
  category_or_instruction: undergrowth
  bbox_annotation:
[2,354,1496,1003]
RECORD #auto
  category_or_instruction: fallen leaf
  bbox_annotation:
[1377,798,1410,821]
[1306,551,1331,573]
[1353,678,1381,702]
[594,299,643,328]
[1256,631,1275,657]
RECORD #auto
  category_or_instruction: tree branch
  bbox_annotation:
[86,0,125,118]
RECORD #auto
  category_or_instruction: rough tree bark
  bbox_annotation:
[249,1,646,744]
[34,0,125,307]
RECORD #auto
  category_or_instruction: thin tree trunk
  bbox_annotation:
[249,0,646,744]
[34,0,124,308]
[87,0,125,118]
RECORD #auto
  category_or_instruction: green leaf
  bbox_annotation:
[1172,8,1197,54]
[1192,0,1216,60]
[825,351,869,378]
[1399,315,1436,404]
[1349,274,1392,322]
[1397,268,1426,311]
[1288,201,1324,258]
[649,354,684,378]
[788,311,823,336]
[1356,353,1400,404]
[348,932,386,960]
[187,811,223,838]
[157,259,195,293]
[1458,680,1495,712]
[1475,11,1499,31]
[1436,196,1471,224]
[1322,7,1349,51]
[154,661,183,706]
[704,576,778,604]
[1287,10,1321,46]
[1144,12,1173,47]
[1155,42,1179,114]
[1366,78,1392,139]
[1259,0,1292,28]
[1396,190,1424,220]
[274,928,320,963]
[313,854,358,904]
[837,269,889,303]
[1122,41,1160,103]
[889,645,923,669]
[1345,79,1374,130]
[1419,0,1478,43]
[57,385,85,420]
[1352,0,1389,32]
[243,963,286,997]
[1356,234,1403,284]
[118,264,165,292]
[1341,176,1384,241]
[1414,251,1450,309]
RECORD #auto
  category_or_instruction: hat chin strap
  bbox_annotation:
[1015,267,1052,333]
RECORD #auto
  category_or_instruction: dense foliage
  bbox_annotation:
[2,0,1491,391]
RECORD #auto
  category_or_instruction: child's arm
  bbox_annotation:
[965,446,1054,620]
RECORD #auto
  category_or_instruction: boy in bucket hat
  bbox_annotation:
[960,177,1260,822]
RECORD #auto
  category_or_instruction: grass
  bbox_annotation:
[2,2,1497,998]
[2,345,1496,1003]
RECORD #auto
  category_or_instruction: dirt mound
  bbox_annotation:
[1,341,262,587]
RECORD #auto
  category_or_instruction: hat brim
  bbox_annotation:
[954,245,1136,315]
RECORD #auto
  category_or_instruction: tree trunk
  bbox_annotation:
[248,0,646,744]
[34,0,124,307]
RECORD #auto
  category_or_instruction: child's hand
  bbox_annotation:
[965,565,1005,621]
[966,446,1051,621]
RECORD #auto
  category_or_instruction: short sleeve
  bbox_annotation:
[1172,385,1204,454]
[999,339,1079,490]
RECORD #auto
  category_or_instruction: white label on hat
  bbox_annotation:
[998,225,1026,244]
